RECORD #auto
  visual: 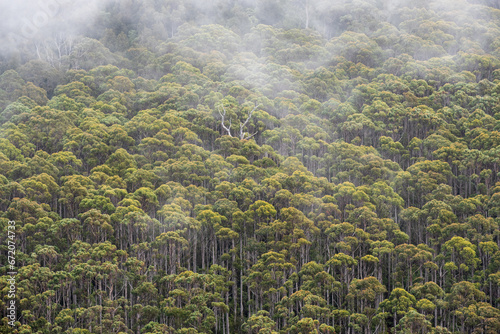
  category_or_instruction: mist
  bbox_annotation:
[1,0,496,60]
[0,0,496,100]
[0,0,112,56]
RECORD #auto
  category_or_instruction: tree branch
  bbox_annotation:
[218,104,232,137]
[243,131,258,140]
[239,104,259,140]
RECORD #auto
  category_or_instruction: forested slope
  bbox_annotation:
[1,0,500,333]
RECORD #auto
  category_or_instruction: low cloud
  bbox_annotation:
[0,0,111,56]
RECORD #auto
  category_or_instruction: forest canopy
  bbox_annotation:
[1,0,500,333]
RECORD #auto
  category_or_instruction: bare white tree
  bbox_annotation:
[218,103,260,140]
[238,104,259,140]
[218,104,233,137]
[34,33,75,68]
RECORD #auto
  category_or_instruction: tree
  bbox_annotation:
[379,288,416,329]
[397,310,432,334]
[347,276,386,314]
[59,175,95,217]
[105,148,137,177]
[242,310,278,334]
[218,103,260,140]
[442,237,480,281]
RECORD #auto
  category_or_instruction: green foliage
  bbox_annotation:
[1,0,499,333]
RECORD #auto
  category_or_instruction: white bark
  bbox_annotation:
[218,104,233,137]
[218,103,260,140]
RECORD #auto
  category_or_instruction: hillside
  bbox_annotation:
[1,0,500,333]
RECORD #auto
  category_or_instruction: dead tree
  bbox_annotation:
[34,33,75,69]
[218,104,259,140]
[218,104,233,137]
